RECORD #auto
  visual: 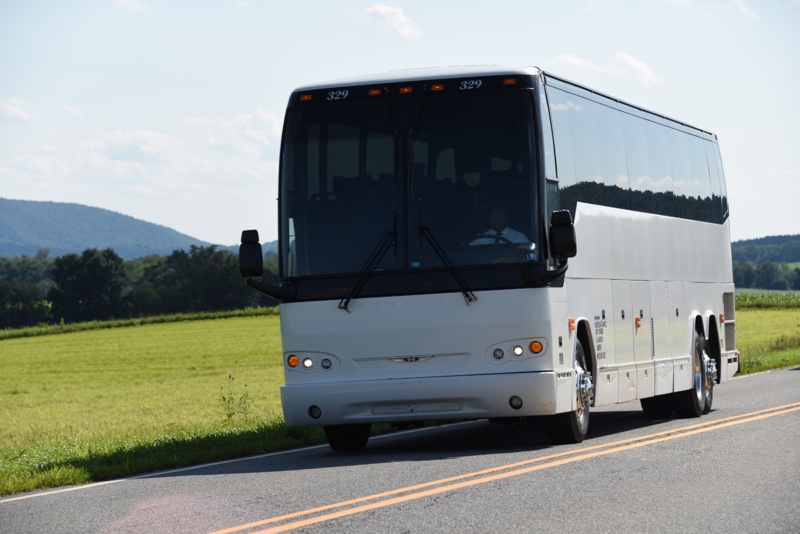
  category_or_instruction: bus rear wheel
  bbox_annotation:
[545,340,593,444]
[324,423,371,452]
[674,331,712,418]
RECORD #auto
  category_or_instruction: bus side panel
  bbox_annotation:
[668,281,691,392]
[570,203,733,284]
[564,278,619,407]
[612,280,637,403]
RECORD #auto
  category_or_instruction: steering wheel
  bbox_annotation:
[469,233,513,245]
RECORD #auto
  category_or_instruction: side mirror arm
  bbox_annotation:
[238,229,296,302]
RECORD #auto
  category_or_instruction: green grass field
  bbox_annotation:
[0,311,326,495]
[2,300,799,496]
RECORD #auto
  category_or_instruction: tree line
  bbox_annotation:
[2,245,797,330]
[731,236,800,264]
[0,246,278,330]
[733,261,800,291]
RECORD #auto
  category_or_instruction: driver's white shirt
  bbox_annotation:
[470,226,529,245]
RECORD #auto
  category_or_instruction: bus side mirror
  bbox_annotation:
[549,210,577,260]
[239,229,264,278]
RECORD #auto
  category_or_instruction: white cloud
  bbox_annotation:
[1,98,37,123]
[113,0,149,12]
[549,100,583,113]
[731,0,757,19]
[611,53,661,87]
[74,129,187,179]
[366,4,422,39]
[188,108,282,158]
[555,52,661,87]
[64,105,85,118]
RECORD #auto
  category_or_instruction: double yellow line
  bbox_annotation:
[211,403,800,534]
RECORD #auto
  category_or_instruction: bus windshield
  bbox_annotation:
[280,89,539,279]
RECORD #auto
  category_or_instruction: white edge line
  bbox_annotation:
[0,422,476,504]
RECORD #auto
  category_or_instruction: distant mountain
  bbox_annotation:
[732,234,800,264]
[0,198,212,259]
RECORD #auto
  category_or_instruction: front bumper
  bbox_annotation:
[280,371,563,427]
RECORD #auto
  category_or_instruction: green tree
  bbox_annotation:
[131,245,259,315]
[752,262,789,291]
[49,248,130,323]
[733,262,756,288]
[0,281,52,328]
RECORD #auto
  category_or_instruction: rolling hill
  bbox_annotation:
[0,198,212,259]
[731,234,800,264]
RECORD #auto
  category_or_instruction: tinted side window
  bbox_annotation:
[706,141,729,222]
[539,88,557,180]
[627,118,674,217]
[671,132,715,222]
[548,87,629,217]
[548,87,578,190]
[548,84,727,225]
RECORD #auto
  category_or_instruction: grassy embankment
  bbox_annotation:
[1,293,799,496]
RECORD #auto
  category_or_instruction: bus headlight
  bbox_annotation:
[286,352,339,372]
[486,339,547,364]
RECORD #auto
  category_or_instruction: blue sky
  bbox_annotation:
[1,0,798,245]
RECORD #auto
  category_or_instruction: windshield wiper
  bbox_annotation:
[419,225,477,305]
[338,226,397,312]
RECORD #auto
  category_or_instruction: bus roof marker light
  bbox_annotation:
[399,86,413,94]
[299,94,313,102]
[368,88,382,97]
[503,78,518,86]
[431,84,445,92]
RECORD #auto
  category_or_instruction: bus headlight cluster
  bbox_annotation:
[487,339,547,362]
[286,353,337,372]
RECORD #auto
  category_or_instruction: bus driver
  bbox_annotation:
[470,206,529,245]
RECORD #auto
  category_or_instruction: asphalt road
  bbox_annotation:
[2,368,799,534]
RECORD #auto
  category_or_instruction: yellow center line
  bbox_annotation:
[210,403,800,534]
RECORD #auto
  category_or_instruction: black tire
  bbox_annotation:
[545,340,592,444]
[640,395,673,419]
[674,331,710,418]
[323,423,371,452]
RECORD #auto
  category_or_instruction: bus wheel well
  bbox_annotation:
[694,315,706,338]
[576,321,596,399]
[706,317,722,384]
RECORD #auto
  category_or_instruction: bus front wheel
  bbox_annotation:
[324,423,371,452]
[545,340,593,444]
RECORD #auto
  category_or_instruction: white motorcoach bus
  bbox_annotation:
[239,66,738,451]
